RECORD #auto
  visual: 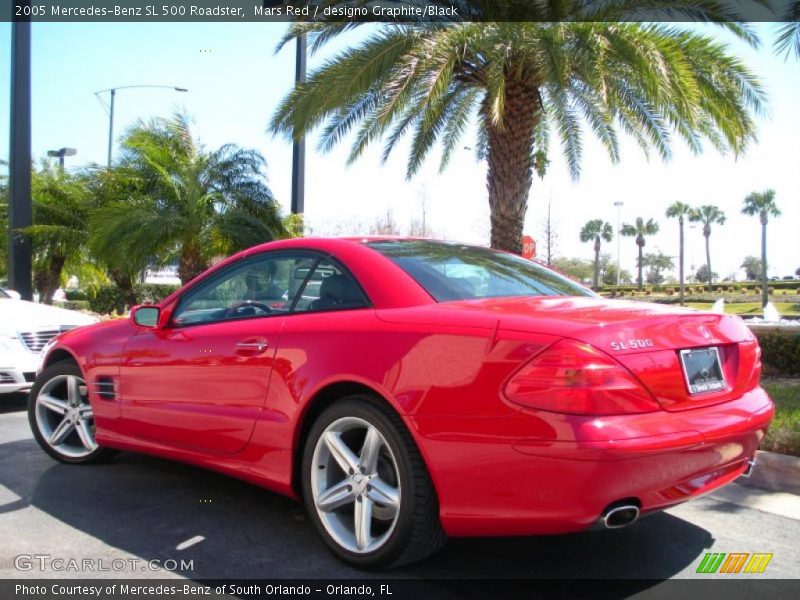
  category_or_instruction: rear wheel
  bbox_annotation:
[28,360,115,464]
[302,396,446,569]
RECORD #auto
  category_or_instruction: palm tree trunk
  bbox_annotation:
[178,246,207,285]
[637,243,644,290]
[678,218,685,305]
[485,81,540,254]
[34,255,66,305]
[593,237,600,291]
[761,217,768,308]
[705,233,712,288]
[108,268,138,311]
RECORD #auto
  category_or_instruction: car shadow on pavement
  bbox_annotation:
[0,393,28,414]
[0,436,714,581]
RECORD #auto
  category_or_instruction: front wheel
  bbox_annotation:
[28,360,115,464]
[302,396,446,569]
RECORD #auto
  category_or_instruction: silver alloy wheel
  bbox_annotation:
[311,416,401,554]
[34,374,97,458]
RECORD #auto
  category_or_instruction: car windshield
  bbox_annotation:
[367,240,593,301]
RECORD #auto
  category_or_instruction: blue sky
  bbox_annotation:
[0,21,798,280]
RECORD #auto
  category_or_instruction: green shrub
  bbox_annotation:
[665,287,675,296]
[87,285,127,314]
[135,283,180,304]
[87,283,180,314]
[65,289,89,301]
[648,296,680,305]
[756,332,800,377]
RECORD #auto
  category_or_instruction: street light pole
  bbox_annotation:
[8,14,32,300]
[95,85,188,167]
[291,34,307,216]
[47,147,77,170]
[614,201,624,286]
[107,89,115,167]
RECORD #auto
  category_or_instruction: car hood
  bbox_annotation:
[0,299,97,336]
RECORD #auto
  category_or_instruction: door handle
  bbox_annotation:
[235,341,268,352]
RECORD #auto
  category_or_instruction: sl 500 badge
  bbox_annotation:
[610,339,654,351]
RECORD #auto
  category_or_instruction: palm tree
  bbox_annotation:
[92,113,286,285]
[20,164,93,304]
[621,217,659,291]
[270,4,764,254]
[689,205,726,288]
[85,167,150,308]
[776,1,800,59]
[742,190,780,308]
[579,219,612,291]
[665,202,694,305]
[642,252,675,286]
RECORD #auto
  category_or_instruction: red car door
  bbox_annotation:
[119,251,319,454]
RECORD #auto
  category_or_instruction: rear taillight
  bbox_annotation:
[749,344,762,388]
[504,339,660,415]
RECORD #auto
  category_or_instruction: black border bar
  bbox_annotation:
[3,1,796,23]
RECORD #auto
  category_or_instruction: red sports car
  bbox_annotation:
[28,238,773,568]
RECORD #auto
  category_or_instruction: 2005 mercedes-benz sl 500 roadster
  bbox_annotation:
[29,238,773,568]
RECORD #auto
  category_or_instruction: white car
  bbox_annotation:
[0,289,97,394]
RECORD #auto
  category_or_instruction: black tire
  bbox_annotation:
[301,395,446,569]
[28,360,116,464]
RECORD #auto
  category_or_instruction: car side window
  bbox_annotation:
[292,258,369,313]
[172,253,317,326]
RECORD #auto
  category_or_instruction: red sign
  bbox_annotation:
[521,235,536,259]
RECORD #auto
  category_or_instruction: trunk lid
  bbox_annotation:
[436,296,760,412]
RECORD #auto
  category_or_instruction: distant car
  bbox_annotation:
[0,290,96,395]
[28,238,773,568]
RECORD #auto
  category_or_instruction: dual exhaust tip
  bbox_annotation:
[601,504,640,529]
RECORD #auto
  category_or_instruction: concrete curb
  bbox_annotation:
[739,450,800,496]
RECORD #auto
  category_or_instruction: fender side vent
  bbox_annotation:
[92,377,116,401]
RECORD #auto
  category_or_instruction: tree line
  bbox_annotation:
[3,5,799,306]
[577,191,783,307]
[0,113,286,305]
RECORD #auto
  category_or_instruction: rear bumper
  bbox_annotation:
[414,386,774,537]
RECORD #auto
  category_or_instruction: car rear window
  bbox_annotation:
[367,240,593,301]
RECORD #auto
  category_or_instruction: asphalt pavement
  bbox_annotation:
[1,392,799,584]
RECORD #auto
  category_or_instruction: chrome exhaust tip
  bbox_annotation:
[603,504,640,529]
[741,456,757,478]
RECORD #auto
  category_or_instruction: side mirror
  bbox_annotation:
[131,305,160,328]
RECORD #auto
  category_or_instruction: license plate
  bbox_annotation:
[679,347,726,395]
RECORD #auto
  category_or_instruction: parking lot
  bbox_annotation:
[1,393,799,584]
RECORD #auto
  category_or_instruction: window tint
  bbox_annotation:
[368,240,593,301]
[293,258,369,313]
[172,253,316,326]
